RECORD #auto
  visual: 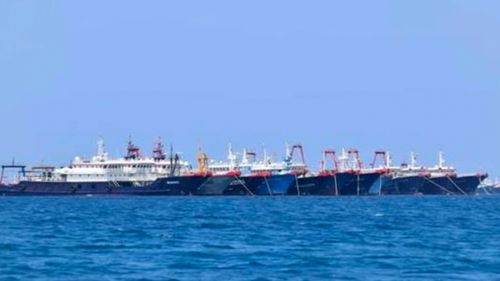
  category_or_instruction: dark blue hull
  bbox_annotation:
[450,175,487,195]
[381,175,426,195]
[223,176,266,195]
[295,173,373,196]
[151,175,208,195]
[0,176,208,196]
[254,174,295,195]
[193,175,235,196]
[420,176,452,195]
[338,172,381,196]
[289,175,335,195]
[420,174,487,195]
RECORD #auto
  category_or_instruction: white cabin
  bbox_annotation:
[26,139,192,183]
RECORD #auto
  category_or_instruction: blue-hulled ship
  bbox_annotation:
[285,145,343,196]
[250,144,313,196]
[0,140,490,197]
[295,149,383,196]
[207,144,307,196]
[369,151,428,195]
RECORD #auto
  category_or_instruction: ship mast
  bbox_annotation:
[125,136,141,160]
[168,144,180,176]
[347,149,363,171]
[227,143,238,171]
[386,152,393,167]
[153,137,166,161]
[410,152,418,169]
[438,151,445,169]
[96,138,108,162]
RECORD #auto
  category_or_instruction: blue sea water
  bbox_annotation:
[0,196,499,281]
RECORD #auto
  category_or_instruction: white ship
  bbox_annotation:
[24,138,192,183]
[207,144,307,176]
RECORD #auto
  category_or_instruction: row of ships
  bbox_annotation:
[0,138,491,196]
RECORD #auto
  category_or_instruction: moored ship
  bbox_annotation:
[299,149,383,196]
[249,145,307,195]
[217,148,266,195]
[419,152,487,195]
[192,147,242,196]
[285,145,339,196]
[369,152,428,195]
[207,144,306,196]
[0,140,489,197]
[0,138,204,196]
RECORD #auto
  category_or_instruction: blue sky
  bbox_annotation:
[1,1,499,174]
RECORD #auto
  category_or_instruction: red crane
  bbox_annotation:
[370,150,387,168]
[347,149,363,171]
[289,144,306,165]
[319,149,339,175]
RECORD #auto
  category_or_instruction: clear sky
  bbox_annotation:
[1,1,499,174]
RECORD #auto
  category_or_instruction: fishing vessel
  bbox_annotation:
[190,148,241,196]
[419,152,487,195]
[0,138,204,196]
[250,145,306,195]
[207,144,305,195]
[335,149,383,196]
[284,145,350,196]
[0,139,489,197]
[211,148,266,195]
[302,149,383,196]
[369,152,428,195]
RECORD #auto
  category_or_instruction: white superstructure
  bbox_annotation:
[26,139,192,183]
[426,151,456,176]
[250,145,307,175]
[207,144,308,176]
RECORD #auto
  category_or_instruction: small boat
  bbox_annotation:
[477,178,500,194]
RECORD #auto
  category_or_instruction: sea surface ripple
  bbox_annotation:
[1,196,499,281]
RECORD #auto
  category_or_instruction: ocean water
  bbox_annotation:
[0,196,499,281]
